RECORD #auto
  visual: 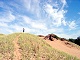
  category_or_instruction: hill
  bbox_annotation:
[39,34,80,59]
[0,33,80,60]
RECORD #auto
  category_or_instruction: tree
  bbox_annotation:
[75,36,80,46]
[69,38,75,43]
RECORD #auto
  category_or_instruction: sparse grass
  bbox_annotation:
[18,33,80,60]
[66,41,80,49]
[0,33,80,60]
[0,33,20,60]
[0,34,5,37]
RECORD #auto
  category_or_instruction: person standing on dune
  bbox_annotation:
[23,28,25,32]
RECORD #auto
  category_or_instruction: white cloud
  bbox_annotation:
[44,4,67,27]
[0,22,8,27]
[62,20,67,26]
[22,16,47,30]
[46,28,64,34]
[61,0,67,9]
[20,0,31,10]
[58,32,80,39]
[0,1,4,7]
[0,11,15,22]
[0,28,13,34]
[6,29,13,33]
[61,0,66,5]
[78,12,80,15]
[0,0,79,39]
[31,23,47,30]
[57,33,73,39]
[53,1,59,8]
[10,24,31,33]
[69,21,77,30]
[21,0,41,17]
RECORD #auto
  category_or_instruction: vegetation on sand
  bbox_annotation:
[0,33,80,60]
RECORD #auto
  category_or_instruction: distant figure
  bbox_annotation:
[23,28,25,32]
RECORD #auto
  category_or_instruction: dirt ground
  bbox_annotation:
[44,38,80,59]
[13,34,21,60]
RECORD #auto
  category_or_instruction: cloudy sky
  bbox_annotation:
[0,0,80,39]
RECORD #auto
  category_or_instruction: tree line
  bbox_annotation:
[69,36,80,46]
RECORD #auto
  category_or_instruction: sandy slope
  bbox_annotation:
[45,38,80,59]
[13,34,21,60]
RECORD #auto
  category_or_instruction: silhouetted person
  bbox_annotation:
[23,28,25,32]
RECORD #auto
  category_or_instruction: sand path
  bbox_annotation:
[13,34,21,60]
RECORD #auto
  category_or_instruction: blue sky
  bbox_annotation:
[0,0,80,39]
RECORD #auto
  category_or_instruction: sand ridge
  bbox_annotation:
[45,38,80,59]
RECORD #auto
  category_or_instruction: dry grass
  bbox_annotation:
[65,41,80,49]
[0,33,79,60]
[18,33,80,60]
[0,33,20,60]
